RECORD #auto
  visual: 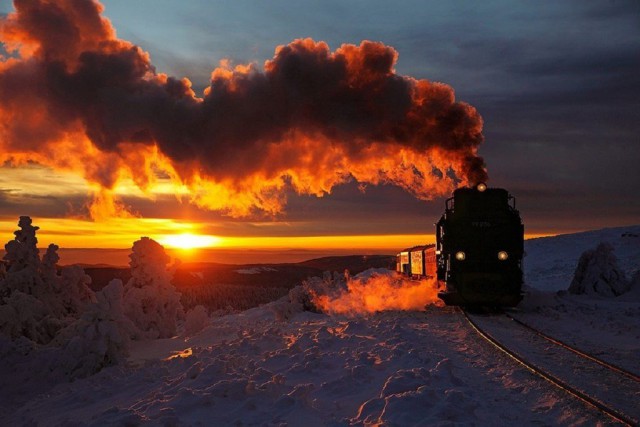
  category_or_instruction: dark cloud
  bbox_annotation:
[0,0,490,220]
[2,0,638,237]
[0,188,83,218]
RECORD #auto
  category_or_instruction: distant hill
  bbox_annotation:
[298,255,395,273]
[84,254,396,291]
[83,267,132,292]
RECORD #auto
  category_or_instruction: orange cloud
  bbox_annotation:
[0,1,487,220]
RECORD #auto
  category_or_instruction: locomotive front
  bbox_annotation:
[436,183,524,307]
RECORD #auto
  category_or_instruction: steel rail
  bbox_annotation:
[460,308,636,426]
[504,312,640,383]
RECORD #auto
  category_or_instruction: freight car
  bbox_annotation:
[397,183,524,307]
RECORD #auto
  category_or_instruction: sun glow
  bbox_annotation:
[158,233,222,250]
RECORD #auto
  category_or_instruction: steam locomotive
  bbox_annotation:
[397,183,524,307]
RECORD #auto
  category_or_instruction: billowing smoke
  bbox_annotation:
[0,0,487,218]
[310,270,442,315]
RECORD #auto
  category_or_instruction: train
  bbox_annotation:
[397,183,524,307]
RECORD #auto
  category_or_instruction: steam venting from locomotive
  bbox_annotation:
[0,0,488,218]
[311,272,441,315]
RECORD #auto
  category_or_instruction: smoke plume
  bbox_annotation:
[0,0,487,218]
[311,270,442,315]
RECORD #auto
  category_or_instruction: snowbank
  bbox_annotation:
[7,302,620,426]
[2,224,639,425]
[525,225,640,292]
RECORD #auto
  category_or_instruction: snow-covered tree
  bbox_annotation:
[2,217,49,299]
[0,217,95,344]
[568,242,630,296]
[123,237,183,339]
[54,279,135,378]
[271,270,350,320]
[1,218,63,343]
[59,265,96,315]
[184,305,209,336]
[4,216,41,274]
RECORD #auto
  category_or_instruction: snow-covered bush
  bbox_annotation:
[58,265,96,315]
[123,237,183,339]
[54,279,135,378]
[0,290,59,343]
[184,305,209,336]
[568,242,630,296]
[301,271,349,311]
[269,287,305,321]
[266,271,348,321]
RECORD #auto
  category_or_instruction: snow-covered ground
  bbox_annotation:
[2,225,640,426]
[6,306,620,426]
[524,224,640,291]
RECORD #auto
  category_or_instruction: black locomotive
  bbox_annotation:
[397,183,524,307]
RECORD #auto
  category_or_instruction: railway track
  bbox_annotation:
[462,309,640,426]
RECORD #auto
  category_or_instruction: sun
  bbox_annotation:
[159,233,222,250]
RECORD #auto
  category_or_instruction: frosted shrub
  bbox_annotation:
[123,237,183,339]
[299,271,349,313]
[54,280,135,378]
[0,290,58,343]
[59,265,96,315]
[268,270,350,320]
[569,242,630,296]
[184,305,209,336]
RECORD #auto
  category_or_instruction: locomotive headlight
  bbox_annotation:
[477,183,487,192]
[455,251,466,261]
[498,251,509,261]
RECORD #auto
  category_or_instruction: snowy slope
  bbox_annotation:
[7,305,619,426]
[2,226,640,426]
[524,225,640,291]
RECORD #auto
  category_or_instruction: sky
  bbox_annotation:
[0,0,638,263]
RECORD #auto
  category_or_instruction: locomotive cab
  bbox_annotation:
[436,183,524,307]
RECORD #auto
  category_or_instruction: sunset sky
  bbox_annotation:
[0,1,638,264]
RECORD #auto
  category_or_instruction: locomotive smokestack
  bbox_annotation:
[0,0,488,217]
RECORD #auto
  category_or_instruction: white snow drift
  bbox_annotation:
[1,219,639,425]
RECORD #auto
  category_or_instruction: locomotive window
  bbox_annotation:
[446,197,454,211]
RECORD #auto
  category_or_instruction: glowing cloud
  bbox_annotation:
[0,0,487,219]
